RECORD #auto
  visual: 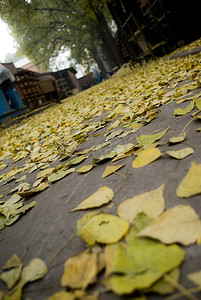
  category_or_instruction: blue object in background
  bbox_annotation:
[0,86,12,115]
[5,88,25,110]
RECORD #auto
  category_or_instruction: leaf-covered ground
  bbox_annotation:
[0,38,201,300]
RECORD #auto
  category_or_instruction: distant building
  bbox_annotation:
[2,62,81,110]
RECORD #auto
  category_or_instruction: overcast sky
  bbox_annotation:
[0,19,17,62]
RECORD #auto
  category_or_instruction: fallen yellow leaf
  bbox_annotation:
[176,161,201,197]
[61,251,97,289]
[71,186,114,211]
[118,184,165,222]
[166,147,194,159]
[138,205,201,245]
[132,148,162,168]
[102,165,124,178]
[173,100,194,116]
[78,213,129,245]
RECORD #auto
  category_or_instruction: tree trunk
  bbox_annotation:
[90,47,107,77]
[95,10,126,69]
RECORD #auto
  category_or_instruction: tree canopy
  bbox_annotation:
[0,0,124,73]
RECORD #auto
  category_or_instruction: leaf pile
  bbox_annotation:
[0,254,47,299]
[0,38,201,299]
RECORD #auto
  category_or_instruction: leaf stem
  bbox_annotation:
[164,274,199,300]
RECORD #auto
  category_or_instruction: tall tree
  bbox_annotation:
[0,0,125,73]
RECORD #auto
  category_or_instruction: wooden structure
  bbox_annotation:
[108,0,201,64]
[15,69,48,109]
[9,66,80,110]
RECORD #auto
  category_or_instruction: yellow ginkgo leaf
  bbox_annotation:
[78,214,129,245]
[176,161,201,198]
[166,147,194,159]
[173,100,194,116]
[102,165,124,178]
[138,205,201,245]
[71,186,114,211]
[118,184,165,222]
[132,148,162,168]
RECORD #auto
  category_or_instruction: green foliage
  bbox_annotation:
[0,0,113,69]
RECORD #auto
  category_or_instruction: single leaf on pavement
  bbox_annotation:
[176,161,201,198]
[18,258,48,284]
[168,132,186,144]
[102,165,125,178]
[68,155,88,166]
[0,264,22,289]
[3,254,22,270]
[78,214,129,245]
[76,165,94,173]
[118,184,165,222]
[71,186,114,211]
[61,251,98,289]
[138,205,201,245]
[132,148,162,168]
[136,128,169,146]
[166,147,194,159]
[173,100,194,116]
[48,168,75,183]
